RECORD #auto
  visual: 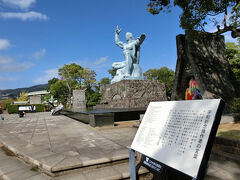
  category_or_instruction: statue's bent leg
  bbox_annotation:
[125,56,133,76]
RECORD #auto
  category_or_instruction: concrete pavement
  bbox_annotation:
[0,112,137,176]
[0,112,239,180]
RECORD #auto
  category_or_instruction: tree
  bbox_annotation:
[87,91,101,106]
[98,77,110,95]
[45,78,60,107]
[46,77,59,91]
[17,91,28,101]
[144,67,175,98]
[58,63,97,109]
[226,38,240,83]
[49,80,68,106]
[1,98,14,110]
[108,68,117,78]
[147,0,240,38]
[100,77,110,86]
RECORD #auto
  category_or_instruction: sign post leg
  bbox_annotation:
[129,149,136,180]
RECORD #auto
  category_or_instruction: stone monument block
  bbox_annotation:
[72,90,86,112]
[98,80,167,109]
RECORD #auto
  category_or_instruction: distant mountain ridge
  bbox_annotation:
[0,84,48,99]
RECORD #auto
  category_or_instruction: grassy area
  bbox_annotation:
[217,123,240,141]
[217,130,240,141]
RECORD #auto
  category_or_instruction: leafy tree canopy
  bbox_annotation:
[46,77,59,91]
[147,0,240,38]
[59,63,96,89]
[17,91,28,101]
[100,77,111,86]
[87,92,101,106]
[144,67,175,98]
[49,80,68,106]
[108,68,117,78]
[226,38,240,83]
[58,63,97,108]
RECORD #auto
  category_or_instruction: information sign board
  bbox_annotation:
[131,99,224,179]
[19,106,32,111]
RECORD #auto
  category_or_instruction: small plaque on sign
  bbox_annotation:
[131,99,224,179]
[142,156,163,174]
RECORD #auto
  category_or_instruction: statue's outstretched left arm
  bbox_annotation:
[136,34,146,46]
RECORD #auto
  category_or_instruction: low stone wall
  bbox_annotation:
[221,113,240,123]
[98,80,167,109]
[212,137,240,163]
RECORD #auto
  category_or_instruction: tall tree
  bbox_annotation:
[226,38,240,83]
[49,80,68,106]
[147,0,240,38]
[58,63,97,109]
[46,78,59,91]
[144,67,175,98]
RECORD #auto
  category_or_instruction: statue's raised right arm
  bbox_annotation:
[115,26,124,49]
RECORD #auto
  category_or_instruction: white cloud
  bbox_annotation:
[79,56,108,69]
[93,56,107,65]
[0,55,13,64]
[2,0,36,10]
[0,39,10,50]
[31,48,46,59]
[33,68,58,84]
[0,55,34,72]
[0,11,48,21]
[0,76,17,82]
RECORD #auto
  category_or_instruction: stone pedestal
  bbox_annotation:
[98,80,167,109]
[72,90,86,112]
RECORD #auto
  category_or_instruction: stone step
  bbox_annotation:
[0,128,132,176]
[212,137,240,162]
[0,144,50,180]
[0,145,149,180]
[1,140,130,176]
[213,143,239,155]
[211,148,240,164]
[215,137,240,148]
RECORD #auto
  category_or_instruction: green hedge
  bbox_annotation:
[7,104,45,114]
[7,105,18,114]
[4,103,11,110]
[34,104,45,112]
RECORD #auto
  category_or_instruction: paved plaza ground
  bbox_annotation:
[0,112,239,180]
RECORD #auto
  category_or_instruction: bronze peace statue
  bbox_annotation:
[111,26,146,84]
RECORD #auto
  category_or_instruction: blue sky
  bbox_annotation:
[0,0,237,89]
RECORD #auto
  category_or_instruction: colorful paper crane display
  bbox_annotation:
[185,78,202,100]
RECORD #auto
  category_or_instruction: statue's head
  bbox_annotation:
[126,32,134,42]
